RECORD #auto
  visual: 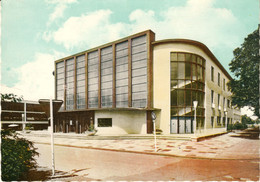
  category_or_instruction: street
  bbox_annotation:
[35,143,259,181]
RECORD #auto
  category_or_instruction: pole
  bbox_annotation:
[225,111,228,131]
[194,107,197,135]
[153,119,157,152]
[24,101,27,131]
[50,98,55,176]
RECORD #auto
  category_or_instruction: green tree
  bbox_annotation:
[241,115,255,125]
[228,28,259,117]
[1,129,39,181]
[1,93,24,102]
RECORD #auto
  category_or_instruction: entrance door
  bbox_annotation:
[170,118,178,134]
[185,118,192,133]
[179,117,185,134]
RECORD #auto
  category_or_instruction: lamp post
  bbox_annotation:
[224,110,228,131]
[151,111,157,152]
[193,101,198,135]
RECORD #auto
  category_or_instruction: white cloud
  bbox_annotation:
[241,106,258,120]
[50,9,126,50]
[1,52,65,101]
[46,0,78,25]
[44,0,241,52]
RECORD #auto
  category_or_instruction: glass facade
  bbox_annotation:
[56,33,150,110]
[115,41,129,107]
[56,61,64,110]
[101,46,113,108]
[170,52,205,133]
[88,51,99,108]
[65,58,74,110]
[131,35,147,108]
[76,55,86,109]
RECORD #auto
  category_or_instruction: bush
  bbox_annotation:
[1,129,39,181]
[228,122,248,131]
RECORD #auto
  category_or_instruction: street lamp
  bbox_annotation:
[193,101,198,135]
[224,110,228,131]
[151,111,157,152]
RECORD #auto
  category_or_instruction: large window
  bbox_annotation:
[170,52,205,133]
[131,35,147,108]
[65,58,74,110]
[56,61,64,110]
[101,46,113,108]
[76,55,86,109]
[116,41,129,107]
[88,51,99,108]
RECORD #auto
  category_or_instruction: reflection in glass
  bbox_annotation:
[170,52,205,133]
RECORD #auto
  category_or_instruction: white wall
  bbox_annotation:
[94,110,147,135]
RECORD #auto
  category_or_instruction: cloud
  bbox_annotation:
[48,9,126,50]
[241,106,258,120]
[44,0,241,52]
[1,52,65,101]
[46,0,78,25]
[128,0,240,48]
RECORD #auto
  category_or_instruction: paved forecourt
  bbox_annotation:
[19,131,259,160]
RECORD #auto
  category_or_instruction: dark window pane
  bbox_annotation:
[177,90,185,106]
[185,62,191,79]
[171,62,178,79]
[171,53,177,61]
[186,54,191,62]
[185,90,191,106]
[171,90,177,106]
[98,118,112,127]
[178,53,185,61]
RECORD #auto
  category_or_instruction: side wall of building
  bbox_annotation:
[153,42,235,134]
[94,110,147,135]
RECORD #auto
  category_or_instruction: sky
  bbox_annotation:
[0,0,259,117]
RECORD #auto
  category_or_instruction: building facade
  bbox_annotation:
[54,30,240,135]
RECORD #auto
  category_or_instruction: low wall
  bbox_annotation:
[94,110,147,135]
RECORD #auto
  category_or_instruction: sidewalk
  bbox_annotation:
[20,131,259,160]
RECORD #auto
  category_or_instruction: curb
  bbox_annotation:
[35,142,260,161]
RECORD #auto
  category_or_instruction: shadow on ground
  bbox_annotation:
[20,167,78,181]
[230,127,259,140]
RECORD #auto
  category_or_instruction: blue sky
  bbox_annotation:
[1,0,259,101]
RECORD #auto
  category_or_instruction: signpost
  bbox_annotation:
[151,111,157,152]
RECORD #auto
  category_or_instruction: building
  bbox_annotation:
[54,30,241,135]
[1,100,49,130]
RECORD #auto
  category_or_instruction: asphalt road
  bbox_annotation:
[35,143,259,181]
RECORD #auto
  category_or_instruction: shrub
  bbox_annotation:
[228,122,248,131]
[1,129,39,181]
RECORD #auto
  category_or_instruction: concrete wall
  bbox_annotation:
[153,42,237,134]
[94,110,147,135]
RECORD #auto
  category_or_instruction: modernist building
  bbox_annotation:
[54,30,241,135]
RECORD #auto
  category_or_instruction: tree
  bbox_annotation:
[1,129,39,181]
[1,93,24,102]
[228,28,259,117]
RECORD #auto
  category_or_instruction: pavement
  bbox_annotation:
[19,130,260,160]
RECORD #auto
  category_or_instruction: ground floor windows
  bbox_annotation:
[97,118,112,127]
[170,116,204,134]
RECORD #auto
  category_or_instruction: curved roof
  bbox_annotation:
[152,39,232,80]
